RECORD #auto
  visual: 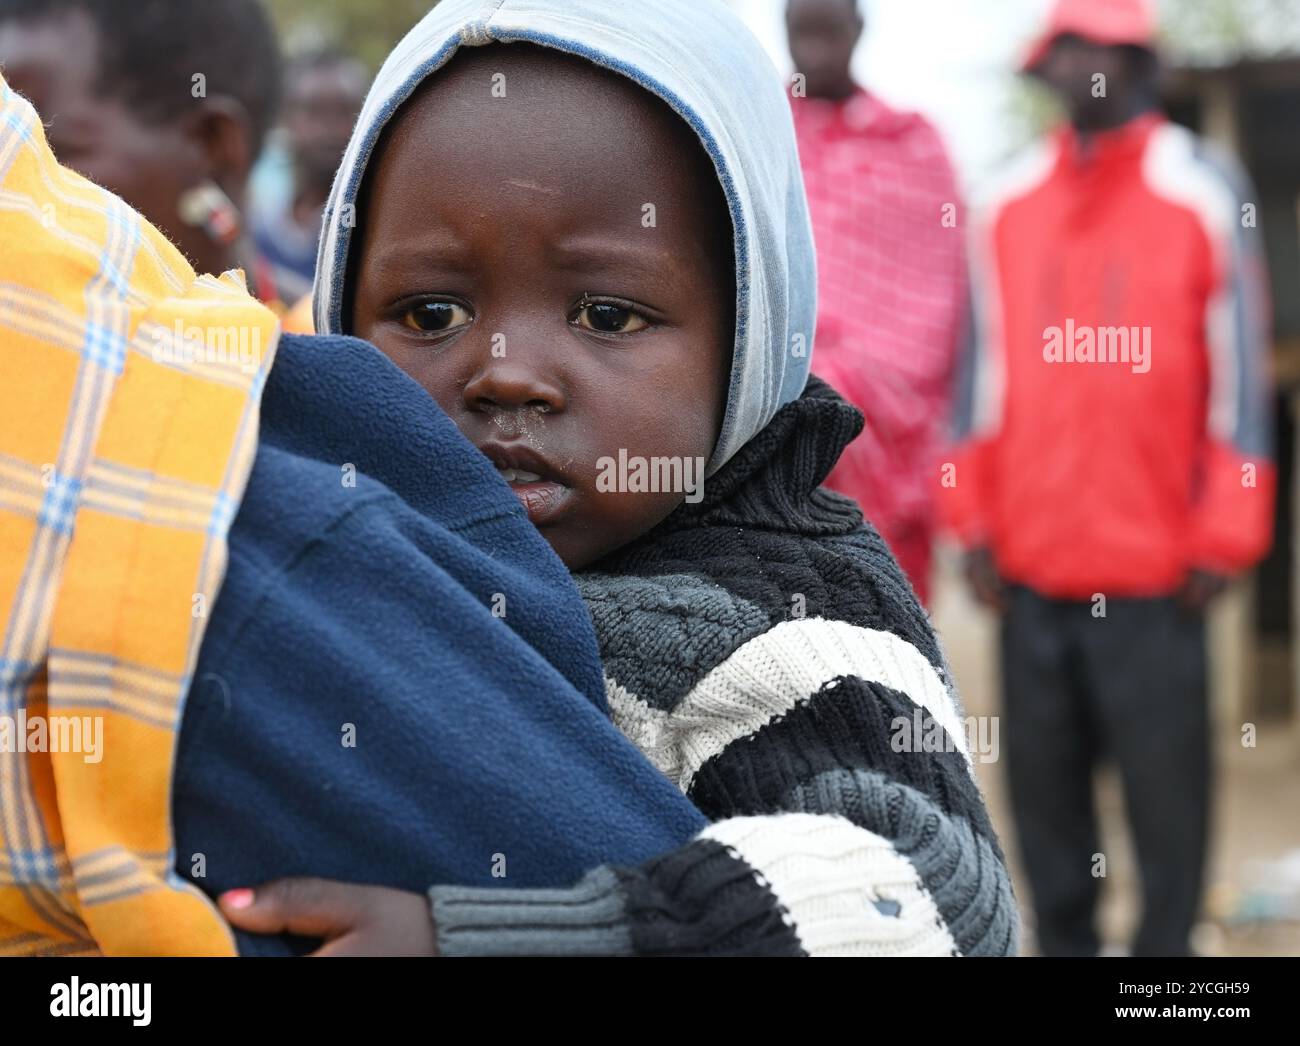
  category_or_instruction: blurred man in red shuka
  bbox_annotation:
[787,0,968,604]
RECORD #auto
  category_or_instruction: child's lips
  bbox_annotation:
[478,442,575,525]
[508,478,572,525]
[478,441,574,527]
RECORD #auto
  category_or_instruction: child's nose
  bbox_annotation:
[462,356,566,416]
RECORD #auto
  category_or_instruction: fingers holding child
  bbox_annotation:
[220,878,438,956]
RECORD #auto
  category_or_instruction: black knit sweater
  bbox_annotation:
[430,377,1018,955]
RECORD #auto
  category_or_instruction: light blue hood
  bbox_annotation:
[312,0,816,472]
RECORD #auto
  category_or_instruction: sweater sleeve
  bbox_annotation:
[430,579,1018,956]
[939,141,1057,552]
[1179,147,1276,575]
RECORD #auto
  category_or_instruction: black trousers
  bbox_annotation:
[1001,586,1210,957]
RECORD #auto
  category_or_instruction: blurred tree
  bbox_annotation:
[1159,0,1300,66]
[265,0,438,68]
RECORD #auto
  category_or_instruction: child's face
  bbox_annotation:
[350,45,734,570]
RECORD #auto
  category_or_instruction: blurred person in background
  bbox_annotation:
[0,0,284,304]
[252,49,367,307]
[786,0,968,604]
[944,0,1276,956]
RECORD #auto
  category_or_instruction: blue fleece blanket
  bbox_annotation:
[173,332,706,955]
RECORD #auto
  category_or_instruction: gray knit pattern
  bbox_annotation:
[576,572,770,712]
[783,769,1020,957]
[430,866,633,957]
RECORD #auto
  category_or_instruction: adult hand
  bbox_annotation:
[962,546,1007,614]
[220,878,438,956]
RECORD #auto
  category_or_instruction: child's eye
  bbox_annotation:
[401,300,471,333]
[574,302,649,335]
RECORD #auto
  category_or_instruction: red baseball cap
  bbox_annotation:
[1021,0,1158,72]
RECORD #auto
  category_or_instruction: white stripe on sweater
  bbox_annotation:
[606,617,970,793]
[702,812,957,956]
[1141,124,1242,443]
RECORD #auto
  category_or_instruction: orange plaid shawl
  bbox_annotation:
[0,74,280,955]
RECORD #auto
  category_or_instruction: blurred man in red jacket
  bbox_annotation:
[944,0,1275,955]
[787,0,967,604]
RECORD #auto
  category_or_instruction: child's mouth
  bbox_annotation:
[479,442,576,527]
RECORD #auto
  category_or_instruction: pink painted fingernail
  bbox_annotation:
[221,888,254,910]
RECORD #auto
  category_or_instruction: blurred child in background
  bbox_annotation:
[252,48,367,305]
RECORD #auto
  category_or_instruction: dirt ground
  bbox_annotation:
[929,546,1300,957]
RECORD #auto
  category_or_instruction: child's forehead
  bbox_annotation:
[393,44,683,144]
[379,43,720,199]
